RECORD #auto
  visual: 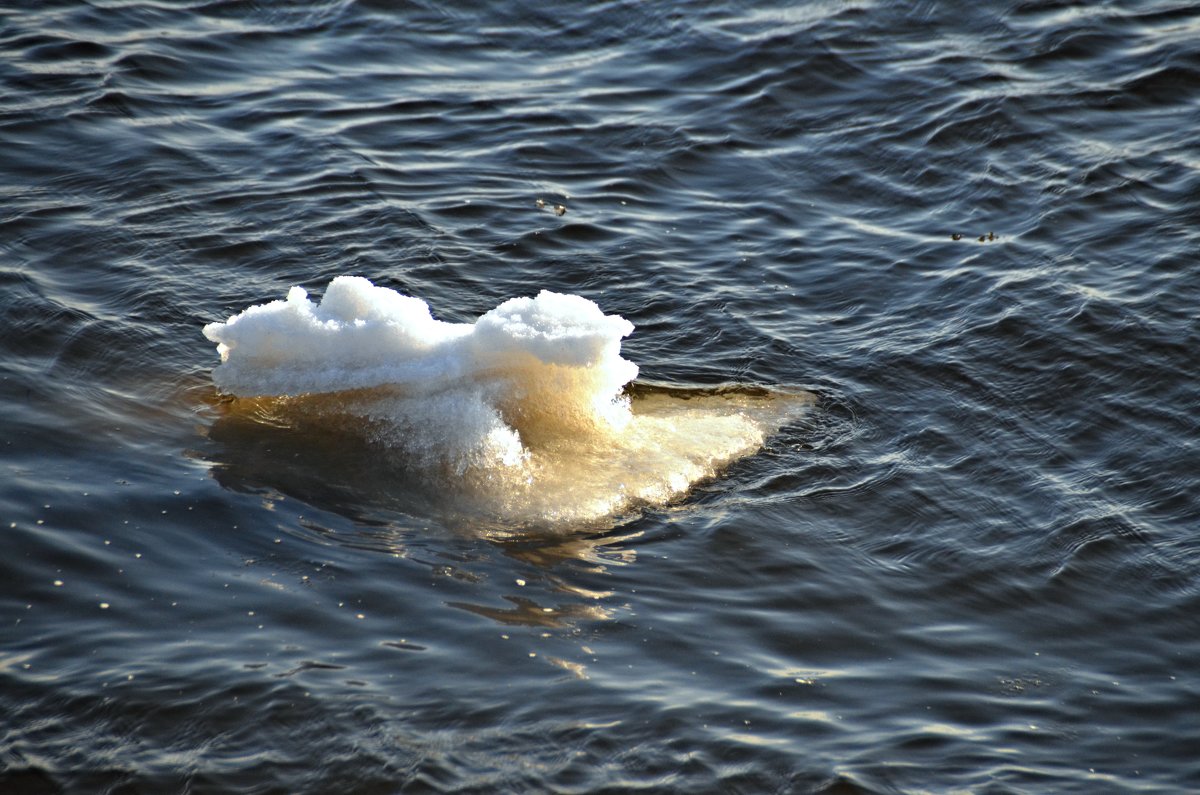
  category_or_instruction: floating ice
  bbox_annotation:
[203,276,810,527]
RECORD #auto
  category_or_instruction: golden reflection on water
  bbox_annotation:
[198,383,810,649]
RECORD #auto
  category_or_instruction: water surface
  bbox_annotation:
[2,1,1199,792]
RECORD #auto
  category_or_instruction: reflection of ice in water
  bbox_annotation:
[203,276,812,526]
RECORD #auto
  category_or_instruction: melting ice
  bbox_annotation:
[203,276,809,526]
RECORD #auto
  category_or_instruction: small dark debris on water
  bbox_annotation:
[535,198,567,216]
[951,231,998,242]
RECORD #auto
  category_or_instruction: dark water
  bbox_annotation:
[3,1,1199,792]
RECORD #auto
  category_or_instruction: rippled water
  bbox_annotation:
[3,1,1199,792]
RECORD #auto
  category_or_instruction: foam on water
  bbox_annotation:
[203,276,809,525]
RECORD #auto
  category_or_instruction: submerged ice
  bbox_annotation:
[203,276,809,526]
